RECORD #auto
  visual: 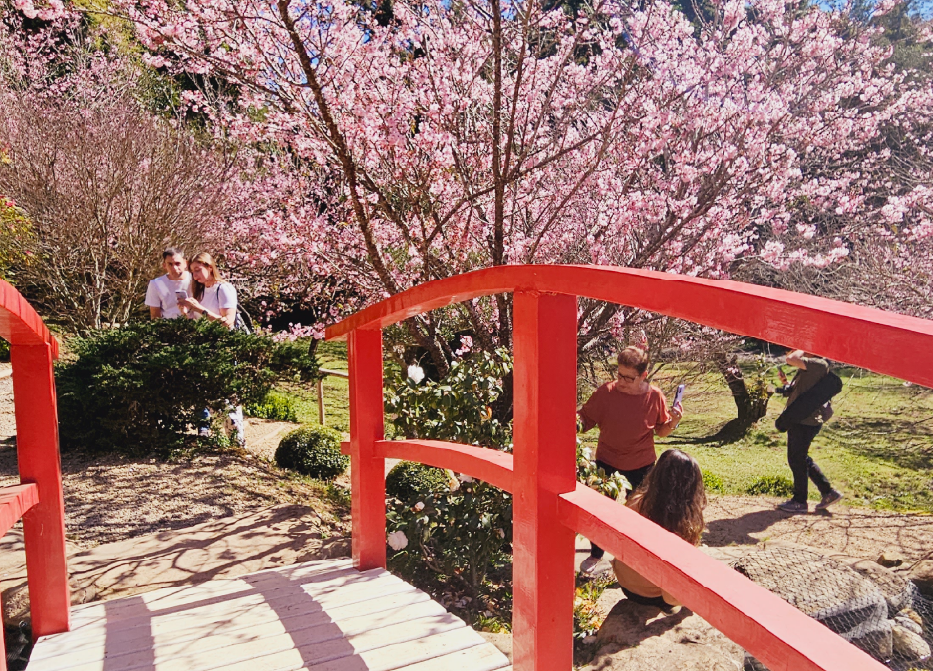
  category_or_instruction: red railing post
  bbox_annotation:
[511,291,578,671]
[10,343,70,639]
[347,328,386,570]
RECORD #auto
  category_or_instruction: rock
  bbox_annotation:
[878,552,905,568]
[582,598,744,671]
[894,613,923,636]
[319,536,351,559]
[846,558,917,617]
[892,622,932,663]
[906,560,933,599]
[840,618,892,662]
[731,546,888,636]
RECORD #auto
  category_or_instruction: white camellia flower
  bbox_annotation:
[387,530,409,551]
[407,364,425,383]
[414,501,425,511]
[460,474,474,483]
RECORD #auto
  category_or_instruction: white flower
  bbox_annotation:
[460,474,474,483]
[387,530,409,551]
[414,501,425,511]
[407,364,425,383]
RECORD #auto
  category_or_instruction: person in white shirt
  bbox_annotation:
[177,252,244,446]
[145,248,191,319]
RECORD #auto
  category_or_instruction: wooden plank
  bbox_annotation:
[31,581,431,662]
[66,560,357,626]
[214,626,486,671]
[394,643,510,671]
[31,597,447,670]
[32,612,469,671]
[0,483,38,536]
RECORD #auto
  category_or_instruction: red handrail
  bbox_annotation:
[0,278,70,661]
[327,265,930,671]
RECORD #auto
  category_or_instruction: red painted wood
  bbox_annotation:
[325,265,933,388]
[11,343,70,639]
[0,483,39,536]
[375,440,514,492]
[347,328,387,571]
[0,280,58,356]
[510,292,577,671]
[558,485,889,671]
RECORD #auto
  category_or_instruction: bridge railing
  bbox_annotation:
[326,264,933,671]
[0,280,69,664]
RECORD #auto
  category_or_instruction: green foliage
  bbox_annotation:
[55,319,319,457]
[385,348,512,449]
[702,470,725,493]
[275,425,348,480]
[245,390,299,422]
[576,443,630,499]
[385,349,514,620]
[0,199,35,280]
[745,475,795,497]
[574,574,613,639]
[386,461,451,501]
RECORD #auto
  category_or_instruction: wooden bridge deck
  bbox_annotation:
[27,558,511,671]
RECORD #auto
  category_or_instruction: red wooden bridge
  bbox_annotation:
[2,265,932,671]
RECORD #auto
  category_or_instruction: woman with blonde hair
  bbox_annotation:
[613,448,706,609]
[177,252,237,329]
[177,252,244,445]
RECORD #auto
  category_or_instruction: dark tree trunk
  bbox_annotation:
[714,353,772,435]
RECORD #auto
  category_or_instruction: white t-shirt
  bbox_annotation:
[196,282,237,321]
[145,272,191,319]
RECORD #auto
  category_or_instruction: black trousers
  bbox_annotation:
[589,460,653,559]
[787,423,833,504]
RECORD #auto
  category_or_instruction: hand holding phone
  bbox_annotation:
[175,290,189,300]
[673,384,685,407]
[777,367,788,385]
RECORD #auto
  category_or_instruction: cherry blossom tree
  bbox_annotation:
[111,0,933,376]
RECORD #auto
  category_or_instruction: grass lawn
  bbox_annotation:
[640,366,933,513]
[282,343,933,513]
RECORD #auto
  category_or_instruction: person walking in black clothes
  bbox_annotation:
[776,349,843,513]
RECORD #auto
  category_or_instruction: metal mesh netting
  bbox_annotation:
[731,547,932,671]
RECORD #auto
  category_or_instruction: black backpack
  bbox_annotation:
[775,371,843,432]
[233,304,254,334]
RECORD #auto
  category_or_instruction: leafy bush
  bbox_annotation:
[746,475,795,497]
[386,461,451,501]
[56,319,319,456]
[384,349,514,620]
[275,425,348,480]
[702,470,725,494]
[245,390,299,422]
[577,443,630,500]
[386,348,512,449]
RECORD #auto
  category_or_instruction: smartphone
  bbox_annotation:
[175,290,188,300]
[673,384,685,406]
[777,367,788,385]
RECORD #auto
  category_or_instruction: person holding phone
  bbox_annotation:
[577,346,683,573]
[145,248,191,319]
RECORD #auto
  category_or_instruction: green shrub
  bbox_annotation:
[275,425,348,480]
[384,348,513,617]
[245,390,299,422]
[746,475,795,497]
[56,319,319,457]
[702,470,725,494]
[386,461,451,501]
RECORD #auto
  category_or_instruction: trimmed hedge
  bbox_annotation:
[56,318,318,456]
[386,461,450,502]
[275,425,348,480]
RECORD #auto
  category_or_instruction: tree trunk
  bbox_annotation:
[714,353,771,435]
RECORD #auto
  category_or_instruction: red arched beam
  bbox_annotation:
[326,264,933,388]
[351,436,887,671]
[0,278,70,645]
[0,279,59,357]
[375,440,514,492]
